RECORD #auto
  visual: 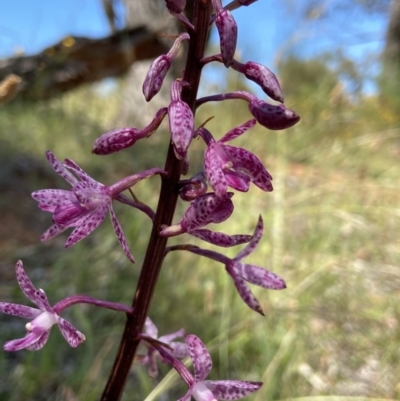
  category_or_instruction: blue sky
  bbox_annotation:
[0,0,389,93]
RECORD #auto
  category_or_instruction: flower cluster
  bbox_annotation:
[1,1,300,400]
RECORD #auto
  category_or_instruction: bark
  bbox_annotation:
[0,26,168,102]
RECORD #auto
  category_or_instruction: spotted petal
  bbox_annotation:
[190,229,252,247]
[186,334,212,382]
[109,206,135,263]
[57,316,86,348]
[219,119,256,143]
[227,268,264,315]
[15,260,39,305]
[65,202,109,248]
[32,189,77,212]
[223,145,272,192]
[0,303,41,319]
[234,215,263,261]
[46,150,77,186]
[25,330,50,351]
[3,330,45,352]
[40,223,69,241]
[234,263,286,290]
[205,380,262,400]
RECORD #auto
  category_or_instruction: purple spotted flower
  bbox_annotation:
[139,317,188,378]
[143,33,190,101]
[168,80,194,159]
[213,0,238,67]
[154,334,262,401]
[160,193,252,247]
[171,216,286,315]
[196,91,300,130]
[32,151,164,263]
[92,107,168,155]
[0,261,85,351]
[197,119,272,198]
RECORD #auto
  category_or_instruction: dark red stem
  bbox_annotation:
[100,1,212,400]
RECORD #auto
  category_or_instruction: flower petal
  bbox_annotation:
[224,170,251,192]
[204,145,227,198]
[0,303,41,319]
[40,223,69,241]
[159,328,185,344]
[190,229,252,247]
[109,206,135,263]
[46,150,77,186]
[25,330,50,351]
[32,189,76,212]
[185,334,212,382]
[144,317,158,338]
[57,316,86,348]
[226,267,264,315]
[223,145,272,192]
[169,341,189,359]
[234,263,286,290]
[205,380,263,400]
[181,193,234,232]
[15,260,39,305]
[3,330,44,351]
[219,119,256,143]
[32,289,53,313]
[64,158,100,185]
[65,202,109,248]
[234,215,263,261]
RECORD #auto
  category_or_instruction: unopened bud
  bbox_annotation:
[249,100,300,130]
[165,0,186,13]
[215,9,237,67]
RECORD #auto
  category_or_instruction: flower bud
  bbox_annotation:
[215,9,237,67]
[143,55,172,102]
[165,0,186,13]
[233,60,284,103]
[249,100,300,130]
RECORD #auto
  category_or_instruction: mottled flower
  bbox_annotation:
[231,60,284,102]
[155,334,263,401]
[0,261,85,351]
[168,80,194,159]
[160,193,252,247]
[213,1,238,67]
[174,216,286,314]
[92,107,168,155]
[139,317,188,378]
[198,119,272,198]
[196,91,300,130]
[32,151,164,263]
[143,33,189,101]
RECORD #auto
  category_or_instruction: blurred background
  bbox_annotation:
[0,0,399,400]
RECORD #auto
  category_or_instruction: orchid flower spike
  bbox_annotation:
[32,151,164,263]
[0,261,85,351]
[170,216,286,315]
[160,192,252,247]
[197,119,273,198]
[154,334,263,401]
[139,317,188,378]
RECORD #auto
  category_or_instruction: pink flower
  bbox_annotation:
[160,193,252,247]
[154,334,262,401]
[172,216,286,315]
[199,119,273,198]
[32,151,164,263]
[139,317,188,378]
[0,261,85,351]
